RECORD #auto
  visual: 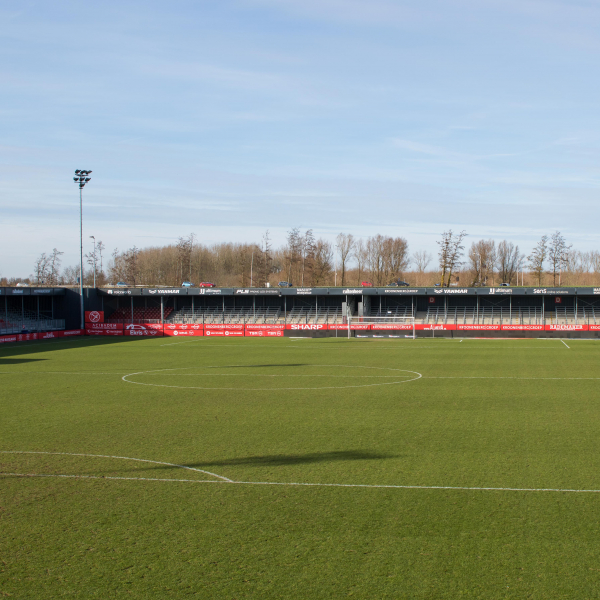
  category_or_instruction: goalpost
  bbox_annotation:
[346,315,416,339]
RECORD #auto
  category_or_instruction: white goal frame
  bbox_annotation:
[346,315,416,339]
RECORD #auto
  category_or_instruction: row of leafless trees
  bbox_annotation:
[8,229,600,288]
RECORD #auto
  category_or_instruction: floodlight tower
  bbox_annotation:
[73,169,92,329]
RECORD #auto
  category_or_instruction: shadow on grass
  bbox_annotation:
[115,450,397,473]
[0,357,47,365]
[0,336,147,358]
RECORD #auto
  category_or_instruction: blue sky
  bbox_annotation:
[1,0,600,277]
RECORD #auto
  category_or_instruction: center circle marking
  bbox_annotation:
[121,365,423,391]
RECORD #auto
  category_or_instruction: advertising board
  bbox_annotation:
[85,311,104,323]
[204,329,243,337]
[501,325,544,331]
[86,322,121,330]
[86,329,124,336]
[545,324,587,331]
[163,328,203,337]
[244,329,284,337]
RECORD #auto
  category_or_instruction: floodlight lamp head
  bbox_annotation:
[84,177,91,182]
[75,169,81,174]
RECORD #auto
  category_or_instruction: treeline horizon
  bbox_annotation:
[5,229,600,288]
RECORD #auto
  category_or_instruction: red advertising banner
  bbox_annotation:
[414,324,456,331]
[87,322,123,330]
[286,324,327,331]
[205,323,244,330]
[123,323,163,337]
[370,324,414,330]
[123,329,163,337]
[39,331,61,339]
[163,329,203,337]
[204,329,243,337]
[244,324,285,330]
[85,311,104,324]
[86,329,124,336]
[589,325,600,331]
[0,330,84,344]
[501,324,544,331]
[328,324,370,330]
[164,323,204,332]
[244,328,284,337]
[456,324,501,331]
[545,324,588,331]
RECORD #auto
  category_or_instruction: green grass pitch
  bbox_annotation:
[2,335,600,598]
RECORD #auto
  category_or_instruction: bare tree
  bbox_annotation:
[259,230,272,287]
[496,241,523,285]
[312,239,333,285]
[468,240,496,286]
[48,248,64,285]
[176,233,195,283]
[548,231,571,286]
[383,237,410,283]
[413,250,432,273]
[336,233,355,286]
[366,234,385,286]
[285,228,302,285]
[301,229,316,286]
[437,230,466,287]
[354,239,367,285]
[528,236,548,286]
[33,253,50,284]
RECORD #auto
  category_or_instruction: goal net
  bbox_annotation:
[346,315,416,339]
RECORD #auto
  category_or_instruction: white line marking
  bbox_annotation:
[0,371,128,375]
[424,376,600,380]
[0,450,232,482]
[121,365,423,391]
[3,472,600,494]
[561,339,571,349]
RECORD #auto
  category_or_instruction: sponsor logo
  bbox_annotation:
[434,288,468,294]
[41,332,57,338]
[547,324,585,331]
[236,289,250,294]
[533,289,546,294]
[126,324,147,331]
[489,288,513,294]
[343,289,362,294]
[147,289,180,295]
[291,324,325,330]
[109,290,131,295]
[296,288,312,294]
[88,311,101,323]
[501,325,543,330]
[594,288,600,295]
[384,289,419,293]
[11,289,24,295]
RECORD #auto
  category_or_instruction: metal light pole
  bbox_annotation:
[73,170,92,329]
[90,235,96,288]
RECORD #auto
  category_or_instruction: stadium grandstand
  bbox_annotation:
[2,285,600,341]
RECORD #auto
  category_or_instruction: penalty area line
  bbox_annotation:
[2,472,600,494]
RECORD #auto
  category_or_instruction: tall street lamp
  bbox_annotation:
[90,235,96,288]
[73,169,92,329]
